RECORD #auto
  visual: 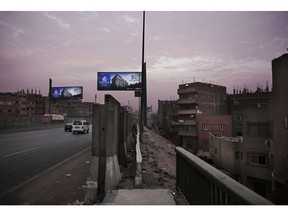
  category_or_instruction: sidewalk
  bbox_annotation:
[102,189,176,205]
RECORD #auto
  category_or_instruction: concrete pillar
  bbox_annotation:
[124,110,131,151]
[118,107,128,165]
[85,104,121,203]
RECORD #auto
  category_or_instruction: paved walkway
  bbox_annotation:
[102,189,176,205]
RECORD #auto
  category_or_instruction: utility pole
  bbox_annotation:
[141,11,147,128]
[49,78,52,114]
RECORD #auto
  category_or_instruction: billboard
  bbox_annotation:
[51,86,83,100]
[97,72,141,91]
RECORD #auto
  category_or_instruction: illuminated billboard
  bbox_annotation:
[97,72,141,91]
[51,86,83,100]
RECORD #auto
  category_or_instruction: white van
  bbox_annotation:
[72,120,89,134]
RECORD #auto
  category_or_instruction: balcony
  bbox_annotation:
[177,109,197,115]
[178,98,197,104]
[178,119,196,126]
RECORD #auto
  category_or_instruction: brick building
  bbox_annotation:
[196,115,232,154]
[208,53,288,203]
[177,82,228,153]
[0,90,45,126]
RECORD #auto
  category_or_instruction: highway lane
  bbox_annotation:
[0,126,92,195]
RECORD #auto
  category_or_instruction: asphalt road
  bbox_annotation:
[0,126,92,195]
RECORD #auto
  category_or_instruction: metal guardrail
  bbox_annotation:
[175,147,273,205]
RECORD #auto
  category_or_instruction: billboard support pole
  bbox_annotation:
[143,62,147,126]
[141,11,147,135]
[49,78,52,114]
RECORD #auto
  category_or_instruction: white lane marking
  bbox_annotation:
[1,147,40,158]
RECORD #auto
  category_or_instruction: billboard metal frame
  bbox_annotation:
[97,72,142,91]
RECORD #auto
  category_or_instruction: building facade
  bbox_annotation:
[271,53,288,203]
[157,100,178,144]
[44,97,93,122]
[208,53,288,203]
[196,115,232,154]
[0,90,45,126]
[0,90,93,126]
[177,82,228,153]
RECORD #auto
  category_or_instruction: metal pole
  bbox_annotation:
[49,78,52,114]
[143,62,147,126]
[141,11,147,128]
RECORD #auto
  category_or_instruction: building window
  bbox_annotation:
[235,151,239,160]
[249,154,267,166]
[247,123,270,137]
[235,151,243,160]
[202,124,208,130]
[234,115,243,122]
[220,125,225,131]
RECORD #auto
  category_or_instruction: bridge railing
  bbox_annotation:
[175,147,273,205]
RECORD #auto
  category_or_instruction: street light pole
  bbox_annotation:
[49,78,52,114]
[141,11,147,127]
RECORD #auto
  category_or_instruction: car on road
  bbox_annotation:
[72,120,89,134]
[64,123,73,132]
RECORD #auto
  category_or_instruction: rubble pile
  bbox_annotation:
[140,127,176,189]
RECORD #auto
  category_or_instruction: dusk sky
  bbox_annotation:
[1,9,288,111]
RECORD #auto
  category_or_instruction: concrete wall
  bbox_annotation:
[197,115,232,152]
[272,53,288,183]
[209,133,241,175]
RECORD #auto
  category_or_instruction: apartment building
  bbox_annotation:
[196,115,232,157]
[208,53,288,203]
[271,53,288,203]
[228,87,273,137]
[44,97,93,119]
[0,92,19,119]
[177,82,228,153]
[0,90,45,125]
[0,90,93,126]
[157,100,178,144]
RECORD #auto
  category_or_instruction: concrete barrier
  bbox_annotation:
[134,124,143,188]
[84,98,138,204]
[84,104,121,204]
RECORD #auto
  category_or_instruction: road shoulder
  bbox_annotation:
[0,149,91,205]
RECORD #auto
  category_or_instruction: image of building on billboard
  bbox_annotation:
[97,72,141,91]
[51,86,83,100]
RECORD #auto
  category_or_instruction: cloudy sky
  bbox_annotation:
[0,10,288,111]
